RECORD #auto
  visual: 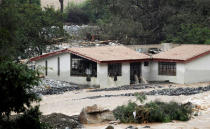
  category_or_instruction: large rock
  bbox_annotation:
[79,104,116,124]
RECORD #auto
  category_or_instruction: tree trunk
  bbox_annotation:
[59,0,64,13]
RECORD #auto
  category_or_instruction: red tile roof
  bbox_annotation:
[153,45,210,63]
[30,45,150,63]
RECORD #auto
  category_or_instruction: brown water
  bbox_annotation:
[39,83,210,129]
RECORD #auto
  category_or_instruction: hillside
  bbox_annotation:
[41,0,86,10]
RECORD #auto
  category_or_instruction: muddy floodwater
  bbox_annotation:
[39,82,210,129]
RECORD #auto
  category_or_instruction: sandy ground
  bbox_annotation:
[41,0,86,10]
[39,83,210,129]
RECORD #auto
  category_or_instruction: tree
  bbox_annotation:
[0,60,40,119]
[0,60,48,129]
[0,0,66,59]
[59,0,64,13]
[165,24,210,44]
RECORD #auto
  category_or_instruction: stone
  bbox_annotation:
[109,120,120,125]
[143,125,150,128]
[79,104,116,124]
[106,125,114,129]
[126,125,138,129]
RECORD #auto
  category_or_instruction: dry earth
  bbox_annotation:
[41,0,86,10]
[39,82,210,129]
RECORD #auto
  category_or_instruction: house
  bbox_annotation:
[30,45,150,88]
[30,44,210,88]
[149,45,210,84]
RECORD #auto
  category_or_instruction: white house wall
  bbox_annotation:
[141,62,150,81]
[35,53,98,86]
[184,54,210,83]
[148,62,185,84]
[97,63,130,88]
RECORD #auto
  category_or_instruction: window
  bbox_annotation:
[144,62,149,66]
[108,63,122,76]
[158,62,176,76]
[57,57,60,76]
[70,54,97,77]
[45,60,48,76]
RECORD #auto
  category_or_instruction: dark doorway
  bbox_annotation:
[130,62,141,84]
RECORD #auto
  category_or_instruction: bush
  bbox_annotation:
[144,101,192,122]
[113,101,137,123]
[113,96,193,123]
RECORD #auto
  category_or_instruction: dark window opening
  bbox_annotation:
[57,57,60,76]
[70,54,97,77]
[45,60,48,76]
[108,63,122,76]
[144,62,149,66]
[158,62,176,76]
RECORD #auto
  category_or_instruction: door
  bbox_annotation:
[130,62,141,84]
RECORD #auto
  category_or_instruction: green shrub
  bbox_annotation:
[113,96,193,123]
[145,101,192,122]
[113,101,137,123]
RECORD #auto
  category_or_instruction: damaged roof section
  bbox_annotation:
[30,45,150,63]
[153,45,210,63]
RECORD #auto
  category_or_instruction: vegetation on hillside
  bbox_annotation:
[0,0,66,60]
[65,0,210,44]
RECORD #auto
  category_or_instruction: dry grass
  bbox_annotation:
[41,0,86,10]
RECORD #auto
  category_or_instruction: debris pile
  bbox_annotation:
[81,85,210,100]
[40,113,83,129]
[146,86,210,96]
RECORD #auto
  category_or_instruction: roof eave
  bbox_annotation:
[100,58,151,64]
[29,49,69,62]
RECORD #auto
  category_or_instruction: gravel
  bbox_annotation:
[80,85,210,100]
[89,84,162,92]
[146,86,210,96]
[32,78,210,98]
[32,78,80,95]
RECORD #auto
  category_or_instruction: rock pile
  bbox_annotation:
[146,86,210,96]
[81,85,210,100]
[40,113,83,129]
[32,78,80,95]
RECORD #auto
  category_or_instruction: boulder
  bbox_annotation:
[79,104,116,124]
[105,125,114,129]
[126,125,138,129]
